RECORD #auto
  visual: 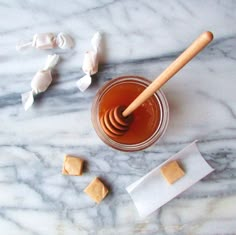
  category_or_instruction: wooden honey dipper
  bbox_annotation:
[101,31,213,138]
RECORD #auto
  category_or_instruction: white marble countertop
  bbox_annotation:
[0,1,236,234]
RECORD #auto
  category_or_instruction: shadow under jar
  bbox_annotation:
[91,76,169,152]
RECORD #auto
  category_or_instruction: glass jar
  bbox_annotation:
[91,76,169,151]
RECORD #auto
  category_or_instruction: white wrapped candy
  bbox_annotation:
[76,32,102,92]
[56,33,74,49]
[16,32,74,51]
[21,54,60,111]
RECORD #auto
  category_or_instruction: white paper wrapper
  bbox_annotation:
[16,32,74,51]
[76,32,101,92]
[21,54,60,111]
[126,141,214,218]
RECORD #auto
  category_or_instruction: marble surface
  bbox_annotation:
[0,0,236,234]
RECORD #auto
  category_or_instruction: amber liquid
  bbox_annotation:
[99,81,161,144]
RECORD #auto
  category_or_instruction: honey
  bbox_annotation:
[98,80,161,144]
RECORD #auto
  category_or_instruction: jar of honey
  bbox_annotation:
[91,76,169,151]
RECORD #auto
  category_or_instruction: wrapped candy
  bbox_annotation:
[21,54,60,111]
[76,32,102,92]
[56,33,74,49]
[16,32,74,51]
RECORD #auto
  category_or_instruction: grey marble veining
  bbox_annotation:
[0,0,236,234]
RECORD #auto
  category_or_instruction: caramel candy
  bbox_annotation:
[160,160,185,184]
[62,155,84,176]
[84,177,109,203]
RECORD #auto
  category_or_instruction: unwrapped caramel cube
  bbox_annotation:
[84,177,109,203]
[160,160,185,184]
[62,155,84,176]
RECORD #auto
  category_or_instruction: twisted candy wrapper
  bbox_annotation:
[16,32,74,51]
[21,54,60,111]
[76,32,102,92]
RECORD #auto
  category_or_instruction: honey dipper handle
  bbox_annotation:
[122,31,213,117]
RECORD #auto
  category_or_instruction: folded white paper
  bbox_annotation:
[126,141,214,218]
[76,32,101,92]
[16,32,74,51]
[21,54,60,111]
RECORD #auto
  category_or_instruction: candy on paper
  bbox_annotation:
[16,32,74,51]
[126,141,214,218]
[160,160,185,184]
[21,54,60,111]
[76,32,102,92]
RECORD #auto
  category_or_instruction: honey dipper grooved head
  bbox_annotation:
[101,105,134,138]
